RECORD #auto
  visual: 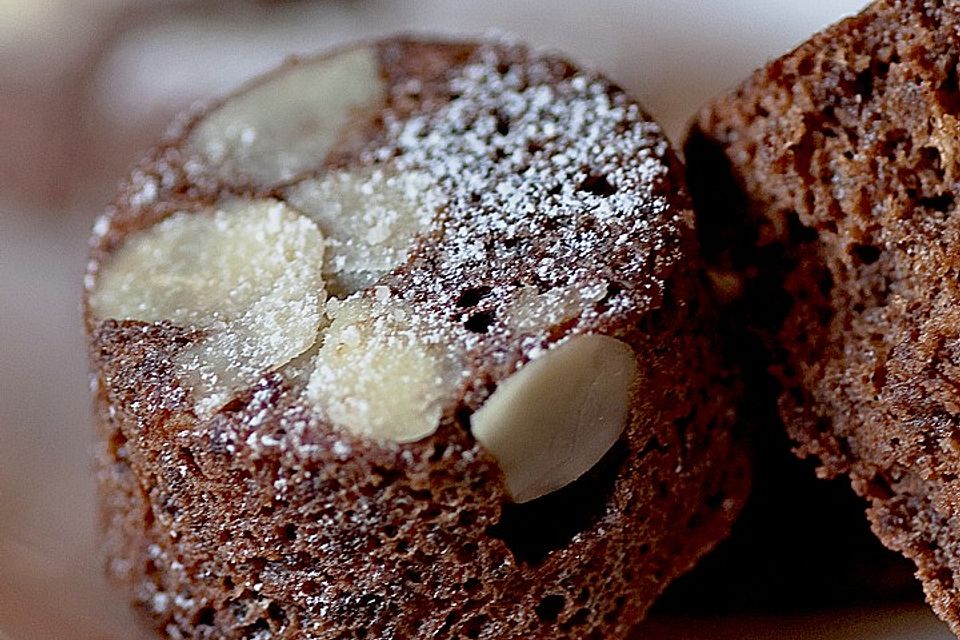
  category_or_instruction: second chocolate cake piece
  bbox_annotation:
[86,37,748,639]
[687,0,960,633]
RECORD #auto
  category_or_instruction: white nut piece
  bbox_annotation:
[187,46,385,186]
[285,168,441,297]
[90,199,326,414]
[306,295,449,443]
[471,334,638,504]
[504,283,609,334]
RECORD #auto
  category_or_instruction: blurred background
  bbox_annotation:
[1,1,953,638]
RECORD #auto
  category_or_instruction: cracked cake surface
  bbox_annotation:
[87,36,747,639]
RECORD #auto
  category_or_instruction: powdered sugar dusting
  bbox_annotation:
[284,167,445,298]
[305,295,451,443]
[93,39,685,449]
[91,199,326,416]
[334,42,680,387]
[291,42,677,440]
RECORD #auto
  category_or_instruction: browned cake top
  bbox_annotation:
[86,37,690,458]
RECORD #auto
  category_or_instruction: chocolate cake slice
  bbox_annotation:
[86,36,747,639]
[686,0,960,633]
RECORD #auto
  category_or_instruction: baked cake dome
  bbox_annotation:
[86,36,747,639]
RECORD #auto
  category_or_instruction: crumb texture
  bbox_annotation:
[88,37,747,639]
[687,0,960,632]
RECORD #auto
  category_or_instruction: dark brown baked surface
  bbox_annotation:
[686,0,960,632]
[88,36,747,639]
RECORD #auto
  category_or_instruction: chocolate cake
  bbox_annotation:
[686,0,960,633]
[86,36,748,638]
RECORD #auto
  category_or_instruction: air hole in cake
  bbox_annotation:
[455,286,492,308]
[935,567,954,588]
[462,615,488,638]
[440,611,459,633]
[267,602,287,626]
[818,218,838,236]
[108,428,128,459]
[797,55,815,76]
[865,474,894,500]
[872,362,887,392]
[464,310,495,333]
[674,408,696,460]
[194,607,215,627]
[495,110,511,136]
[919,192,955,212]
[241,619,270,636]
[464,577,481,594]
[919,146,943,173]
[850,243,882,265]
[635,307,664,335]
[790,124,819,180]
[429,440,449,462]
[486,440,627,565]
[657,481,669,498]
[686,511,705,531]
[881,128,909,157]
[566,607,591,629]
[218,395,248,414]
[578,173,617,197]
[535,594,566,622]
[936,59,960,113]
[457,509,478,527]
[612,596,627,615]
[601,281,622,302]
[874,57,892,80]
[455,541,477,563]
[370,465,401,490]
